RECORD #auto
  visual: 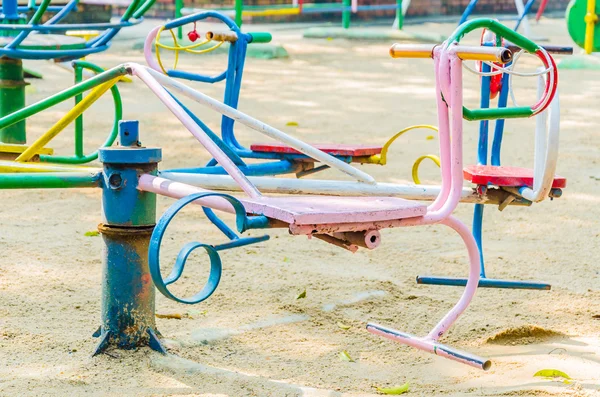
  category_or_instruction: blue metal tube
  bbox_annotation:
[0,20,139,31]
[168,91,245,166]
[44,0,79,25]
[491,72,510,166]
[459,0,479,24]
[0,46,109,60]
[164,159,301,176]
[417,276,551,289]
[2,0,20,20]
[471,59,491,278]
[477,62,491,165]
[514,0,536,31]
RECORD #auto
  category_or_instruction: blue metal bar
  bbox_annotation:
[0,45,109,60]
[459,0,479,25]
[416,276,551,289]
[222,35,248,150]
[168,91,246,166]
[0,20,139,32]
[6,0,52,49]
[514,0,536,31]
[477,62,491,166]
[213,235,270,251]
[472,203,486,278]
[163,159,301,176]
[44,0,79,25]
[491,72,510,166]
[167,69,227,83]
[2,0,20,20]
[471,60,491,278]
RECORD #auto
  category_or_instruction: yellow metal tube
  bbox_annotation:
[242,8,300,17]
[584,0,598,54]
[376,125,439,166]
[16,78,120,163]
[390,44,513,63]
[0,160,100,173]
[206,31,238,43]
[411,154,441,184]
[0,143,53,155]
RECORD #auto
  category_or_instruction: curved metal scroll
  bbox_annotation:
[149,192,268,304]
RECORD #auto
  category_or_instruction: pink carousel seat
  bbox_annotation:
[241,195,427,225]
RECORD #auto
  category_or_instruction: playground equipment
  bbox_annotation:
[562,0,600,68]
[0,0,154,151]
[149,12,568,290]
[174,0,441,42]
[460,0,549,38]
[176,0,405,31]
[416,32,571,290]
[0,12,565,370]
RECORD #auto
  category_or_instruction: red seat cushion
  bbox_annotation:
[250,143,382,157]
[463,165,567,188]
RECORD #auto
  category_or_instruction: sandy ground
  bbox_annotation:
[0,16,599,397]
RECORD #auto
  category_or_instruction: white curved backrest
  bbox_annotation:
[520,72,560,202]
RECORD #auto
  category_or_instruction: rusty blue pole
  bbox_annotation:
[93,120,165,355]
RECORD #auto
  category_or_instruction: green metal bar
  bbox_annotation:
[249,32,272,43]
[0,58,27,144]
[0,172,101,189]
[342,0,350,29]
[396,0,403,30]
[41,61,123,164]
[132,0,157,17]
[0,65,129,133]
[449,19,539,53]
[74,63,84,158]
[463,106,534,121]
[120,0,143,21]
[175,0,183,39]
[235,0,243,27]
[27,0,52,25]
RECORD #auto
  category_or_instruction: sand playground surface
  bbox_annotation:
[0,16,599,397]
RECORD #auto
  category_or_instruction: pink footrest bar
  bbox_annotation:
[366,323,491,370]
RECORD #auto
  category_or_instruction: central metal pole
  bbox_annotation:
[93,120,165,355]
[0,57,27,144]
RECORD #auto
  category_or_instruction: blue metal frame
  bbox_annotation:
[0,0,150,61]
[459,0,537,31]
[161,11,357,180]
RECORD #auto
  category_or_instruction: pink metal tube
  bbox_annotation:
[427,215,481,340]
[423,53,465,223]
[366,214,487,370]
[428,49,452,213]
[367,51,490,370]
[144,26,162,73]
[366,323,491,370]
[138,174,238,214]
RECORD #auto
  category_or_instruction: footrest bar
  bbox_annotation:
[366,322,491,370]
[416,276,551,290]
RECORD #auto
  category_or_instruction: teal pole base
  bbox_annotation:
[95,120,165,356]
